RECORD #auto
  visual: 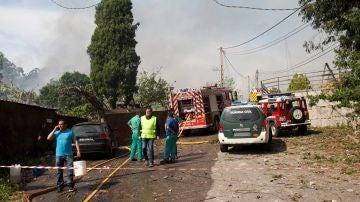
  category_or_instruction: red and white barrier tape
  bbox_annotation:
[0,165,338,171]
[0,165,77,170]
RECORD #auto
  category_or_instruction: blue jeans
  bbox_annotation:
[142,138,155,164]
[56,155,74,188]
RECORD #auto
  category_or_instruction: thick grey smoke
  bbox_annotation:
[2,9,96,91]
[1,0,336,97]
[28,10,95,90]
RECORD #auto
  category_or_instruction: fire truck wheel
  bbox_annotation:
[183,129,191,136]
[289,106,304,123]
[269,122,279,137]
[212,118,220,132]
[220,144,228,152]
[297,125,308,134]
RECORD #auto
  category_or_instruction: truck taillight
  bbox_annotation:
[219,123,224,133]
[99,133,109,139]
[280,116,286,122]
[260,120,267,131]
[261,120,266,128]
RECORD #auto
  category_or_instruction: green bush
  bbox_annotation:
[0,176,14,201]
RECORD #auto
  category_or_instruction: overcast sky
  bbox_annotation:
[0,0,335,97]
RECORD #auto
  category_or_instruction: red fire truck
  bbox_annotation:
[168,86,233,133]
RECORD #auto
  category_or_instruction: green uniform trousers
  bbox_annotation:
[130,132,142,160]
[164,134,177,161]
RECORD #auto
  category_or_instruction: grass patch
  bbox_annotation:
[287,127,360,177]
[328,156,340,163]
[0,177,13,200]
[313,153,326,160]
[270,173,283,182]
[208,138,219,144]
[341,167,356,175]
[0,173,22,201]
[297,175,309,188]
[0,152,54,201]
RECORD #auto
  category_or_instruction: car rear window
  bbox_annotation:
[72,124,103,136]
[222,108,260,123]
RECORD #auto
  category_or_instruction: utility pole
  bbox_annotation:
[247,75,250,95]
[255,69,259,89]
[219,47,224,87]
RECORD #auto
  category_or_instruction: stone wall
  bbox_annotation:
[294,91,354,127]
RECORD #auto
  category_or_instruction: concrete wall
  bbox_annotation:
[293,91,354,127]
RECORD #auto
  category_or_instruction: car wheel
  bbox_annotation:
[297,125,308,134]
[220,144,228,152]
[269,122,279,137]
[105,144,113,158]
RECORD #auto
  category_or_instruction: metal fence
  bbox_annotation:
[260,64,341,92]
[0,100,86,161]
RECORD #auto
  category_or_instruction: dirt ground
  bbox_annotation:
[22,128,359,201]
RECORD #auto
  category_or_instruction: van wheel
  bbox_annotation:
[269,122,279,137]
[297,125,308,134]
[220,144,228,152]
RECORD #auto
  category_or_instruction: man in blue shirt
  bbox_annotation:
[160,110,179,164]
[47,119,80,193]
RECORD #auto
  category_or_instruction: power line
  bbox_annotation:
[223,53,247,79]
[262,43,339,74]
[50,0,100,9]
[212,0,299,11]
[223,7,301,50]
[227,24,310,55]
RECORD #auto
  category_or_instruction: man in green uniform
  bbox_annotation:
[128,110,142,161]
[160,110,179,164]
[140,107,160,167]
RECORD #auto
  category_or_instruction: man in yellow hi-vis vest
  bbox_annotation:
[140,107,160,167]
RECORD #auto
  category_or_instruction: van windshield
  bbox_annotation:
[222,108,260,123]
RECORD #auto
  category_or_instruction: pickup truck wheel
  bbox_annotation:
[297,125,308,134]
[268,131,272,143]
[220,144,228,152]
[270,122,279,137]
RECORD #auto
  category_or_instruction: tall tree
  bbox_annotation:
[287,73,311,91]
[87,0,140,109]
[299,0,360,114]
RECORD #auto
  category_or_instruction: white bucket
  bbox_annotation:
[10,164,21,183]
[73,161,86,176]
